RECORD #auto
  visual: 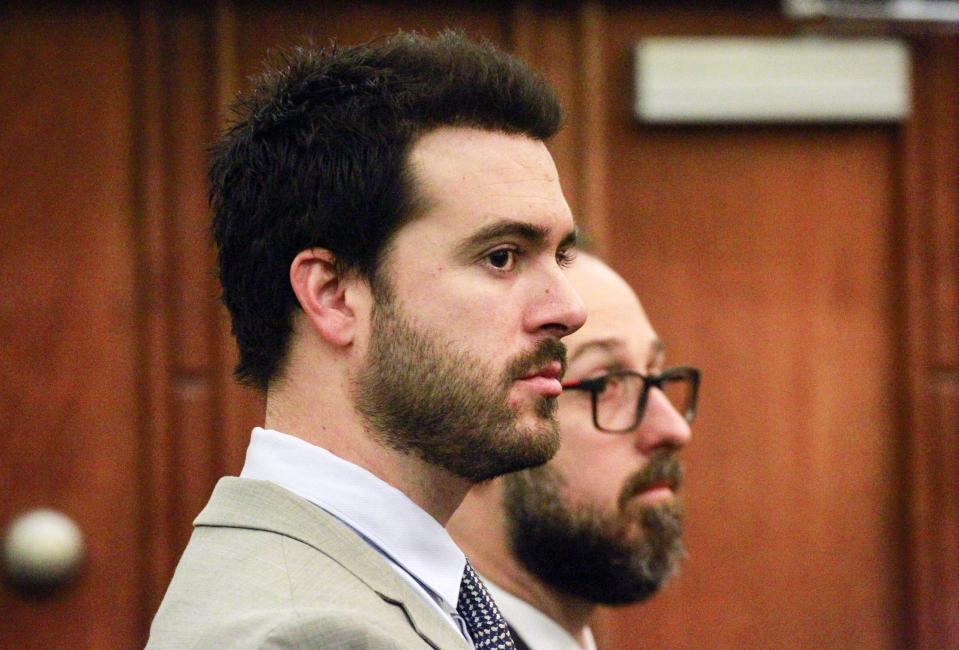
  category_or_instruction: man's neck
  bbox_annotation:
[265,397,471,525]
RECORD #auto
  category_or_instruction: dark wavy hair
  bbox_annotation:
[210,30,563,391]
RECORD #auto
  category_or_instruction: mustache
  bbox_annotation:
[617,451,683,511]
[505,338,568,383]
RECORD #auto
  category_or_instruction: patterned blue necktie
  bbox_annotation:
[456,560,516,649]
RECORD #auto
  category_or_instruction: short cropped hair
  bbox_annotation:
[210,30,563,391]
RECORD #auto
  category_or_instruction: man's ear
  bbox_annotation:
[289,248,359,348]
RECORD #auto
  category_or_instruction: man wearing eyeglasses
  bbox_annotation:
[448,253,699,650]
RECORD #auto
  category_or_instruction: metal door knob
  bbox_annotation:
[3,508,85,595]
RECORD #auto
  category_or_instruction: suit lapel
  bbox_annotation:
[195,477,470,650]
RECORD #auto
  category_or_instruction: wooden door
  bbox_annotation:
[598,124,904,648]
[0,4,144,648]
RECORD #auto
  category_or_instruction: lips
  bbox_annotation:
[628,480,676,504]
[640,480,674,493]
[506,339,568,398]
[515,361,565,396]
[618,453,683,510]
[519,360,563,381]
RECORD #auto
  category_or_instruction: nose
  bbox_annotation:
[634,388,693,452]
[525,263,587,337]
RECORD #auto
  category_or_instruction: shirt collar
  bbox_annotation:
[484,578,596,650]
[240,427,466,610]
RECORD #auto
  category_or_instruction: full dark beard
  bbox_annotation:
[353,288,566,483]
[503,451,685,604]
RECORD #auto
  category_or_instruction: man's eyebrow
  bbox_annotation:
[569,338,624,364]
[455,220,577,257]
[570,337,665,369]
[648,339,666,368]
[559,228,578,251]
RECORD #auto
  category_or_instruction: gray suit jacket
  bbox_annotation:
[147,477,471,649]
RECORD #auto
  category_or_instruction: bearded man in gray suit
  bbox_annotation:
[147,31,586,649]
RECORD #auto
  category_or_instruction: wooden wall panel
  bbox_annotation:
[231,0,512,79]
[0,4,142,648]
[576,2,611,251]
[511,2,581,221]
[134,0,178,623]
[135,1,230,621]
[510,2,611,249]
[901,35,959,649]
[164,5,221,525]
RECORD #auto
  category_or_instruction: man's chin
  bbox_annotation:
[504,474,685,605]
[517,414,561,455]
[511,407,553,430]
[474,422,560,480]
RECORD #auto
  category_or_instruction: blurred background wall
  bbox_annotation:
[1,1,956,648]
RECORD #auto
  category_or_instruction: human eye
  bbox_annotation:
[597,374,626,400]
[556,246,577,268]
[484,246,519,272]
[596,373,637,405]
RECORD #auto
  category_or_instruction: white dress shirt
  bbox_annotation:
[484,579,597,650]
[240,427,472,645]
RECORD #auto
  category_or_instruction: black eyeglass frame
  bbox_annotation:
[561,365,701,433]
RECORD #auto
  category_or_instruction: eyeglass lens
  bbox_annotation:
[595,372,696,431]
